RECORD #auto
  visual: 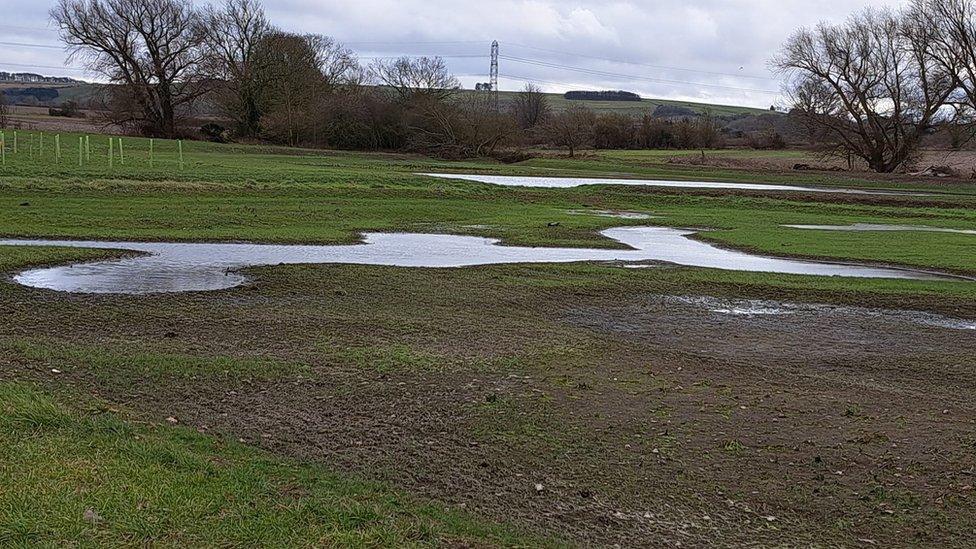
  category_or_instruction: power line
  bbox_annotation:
[505,41,775,81]
[498,73,585,88]
[344,40,485,46]
[0,24,58,33]
[499,54,780,95]
[0,61,89,73]
[356,54,487,59]
[0,41,63,50]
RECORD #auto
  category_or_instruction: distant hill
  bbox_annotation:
[0,78,774,121]
[0,72,81,84]
[0,82,98,107]
[475,89,773,118]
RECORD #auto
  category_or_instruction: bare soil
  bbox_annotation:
[2,263,975,546]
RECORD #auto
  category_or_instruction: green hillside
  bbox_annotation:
[1,80,770,118]
[486,89,772,117]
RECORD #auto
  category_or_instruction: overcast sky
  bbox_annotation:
[2,0,904,108]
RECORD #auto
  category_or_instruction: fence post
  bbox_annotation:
[79,136,83,166]
[55,134,61,163]
[178,140,184,171]
[118,138,124,165]
[109,137,113,169]
[149,138,154,168]
[1,132,5,166]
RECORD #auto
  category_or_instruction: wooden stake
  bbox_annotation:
[55,134,61,163]
[118,138,124,165]
[1,132,5,166]
[149,138,154,168]
[178,140,184,171]
[108,137,113,169]
[79,136,83,166]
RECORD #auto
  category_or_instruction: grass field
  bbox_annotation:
[2,130,976,545]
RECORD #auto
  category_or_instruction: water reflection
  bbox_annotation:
[0,227,961,294]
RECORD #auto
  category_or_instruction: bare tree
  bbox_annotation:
[370,56,459,103]
[306,34,361,91]
[51,0,210,137]
[251,31,324,146]
[592,112,636,149]
[673,111,720,150]
[774,8,955,172]
[511,83,550,129]
[202,0,270,137]
[407,93,514,157]
[251,32,360,146]
[543,105,596,157]
[907,1,973,104]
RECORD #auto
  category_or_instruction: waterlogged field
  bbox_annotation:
[2,131,976,546]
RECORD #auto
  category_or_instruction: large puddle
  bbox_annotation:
[661,295,976,330]
[785,223,976,235]
[0,227,960,294]
[422,173,927,196]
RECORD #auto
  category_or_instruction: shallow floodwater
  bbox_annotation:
[567,210,655,220]
[785,223,976,235]
[422,173,926,196]
[0,227,958,294]
[661,295,976,331]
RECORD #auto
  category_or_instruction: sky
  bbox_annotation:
[2,0,905,108]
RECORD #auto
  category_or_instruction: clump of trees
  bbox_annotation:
[775,0,976,172]
[512,84,550,130]
[52,0,211,137]
[564,90,641,102]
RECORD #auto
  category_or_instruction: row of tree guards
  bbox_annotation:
[0,131,185,170]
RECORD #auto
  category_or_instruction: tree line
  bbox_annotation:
[62,0,976,168]
[776,0,976,172]
[48,0,736,157]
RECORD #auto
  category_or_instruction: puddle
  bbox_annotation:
[567,210,656,220]
[660,295,976,331]
[422,173,929,196]
[0,227,962,294]
[785,223,976,235]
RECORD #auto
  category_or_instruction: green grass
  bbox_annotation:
[1,128,975,288]
[0,382,549,547]
[1,129,975,546]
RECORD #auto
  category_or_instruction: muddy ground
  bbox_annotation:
[2,263,975,546]
[665,149,976,186]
